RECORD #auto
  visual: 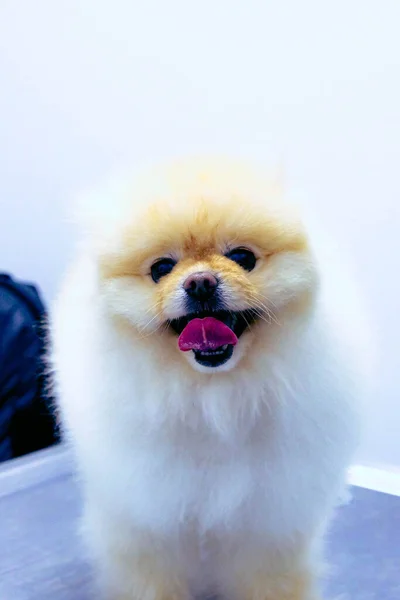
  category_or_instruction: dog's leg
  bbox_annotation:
[238,568,321,600]
[84,505,189,600]
[101,548,189,600]
[218,539,322,600]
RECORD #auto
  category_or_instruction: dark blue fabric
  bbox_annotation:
[0,274,58,462]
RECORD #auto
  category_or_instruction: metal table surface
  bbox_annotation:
[0,446,399,600]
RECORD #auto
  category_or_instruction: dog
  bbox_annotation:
[51,157,369,599]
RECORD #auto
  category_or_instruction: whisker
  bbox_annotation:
[241,310,252,330]
[244,293,281,326]
[137,313,164,338]
[253,292,280,312]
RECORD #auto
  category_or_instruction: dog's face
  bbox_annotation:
[94,159,318,373]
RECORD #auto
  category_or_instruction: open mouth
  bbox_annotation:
[169,310,257,368]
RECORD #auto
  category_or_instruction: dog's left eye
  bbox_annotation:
[225,247,257,272]
[151,258,176,283]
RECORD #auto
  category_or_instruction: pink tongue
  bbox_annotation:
[178,317,238,352]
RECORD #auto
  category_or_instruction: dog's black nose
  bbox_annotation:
[184,272,218,301]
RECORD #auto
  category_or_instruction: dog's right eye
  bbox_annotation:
[151,258,176,283]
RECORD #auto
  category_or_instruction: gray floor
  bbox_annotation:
[0,447,399,600]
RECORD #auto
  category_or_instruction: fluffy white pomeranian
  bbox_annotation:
[52,157,369,600]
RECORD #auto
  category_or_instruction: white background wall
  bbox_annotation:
[0,0,399,468]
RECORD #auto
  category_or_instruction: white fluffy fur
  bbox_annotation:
[51,160,370,600]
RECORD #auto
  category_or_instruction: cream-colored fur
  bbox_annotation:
[51,157,370,599]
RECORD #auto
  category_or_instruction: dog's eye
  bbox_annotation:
[151,258,176,283]
[225,247,257,272]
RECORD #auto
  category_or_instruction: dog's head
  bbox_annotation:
[83,158,318,373]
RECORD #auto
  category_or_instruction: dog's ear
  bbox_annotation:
[72,174,126,231]
[66,155,286,253]
[66,166,142,254]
